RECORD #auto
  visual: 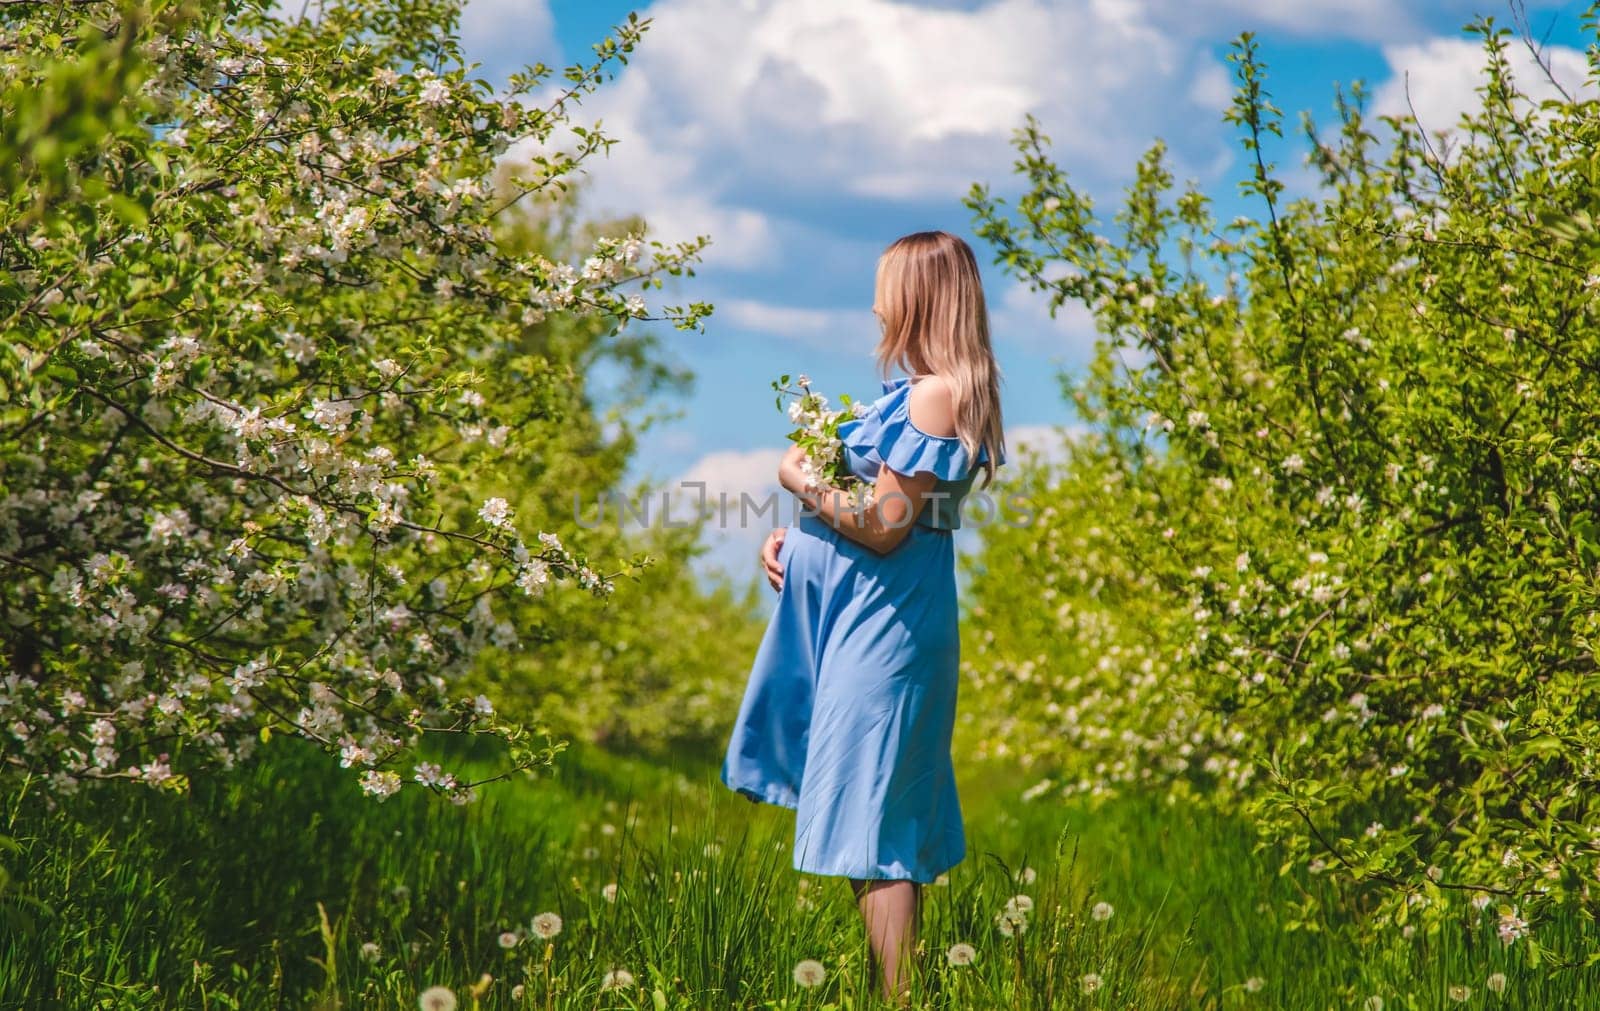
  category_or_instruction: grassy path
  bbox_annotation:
[4,740,1599,1008]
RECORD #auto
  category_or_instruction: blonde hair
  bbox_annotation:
[874,230,1005,486]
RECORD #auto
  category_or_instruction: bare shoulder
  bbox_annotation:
[908,374,957,438]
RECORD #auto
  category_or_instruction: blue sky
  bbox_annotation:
[458,0,1594,580]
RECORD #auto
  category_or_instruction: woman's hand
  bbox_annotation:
[777,443,809,496]
[760,526,787,592]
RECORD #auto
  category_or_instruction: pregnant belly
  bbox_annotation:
[780,515,954,597]
[780,516,961,679]
[777,515,834,586]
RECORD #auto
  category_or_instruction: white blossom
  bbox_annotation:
[416,77,450,106]
[477,497,512,529]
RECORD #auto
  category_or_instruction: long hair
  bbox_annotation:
[874,230,1005,486]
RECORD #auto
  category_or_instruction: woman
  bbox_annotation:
[720,230,1006,1003]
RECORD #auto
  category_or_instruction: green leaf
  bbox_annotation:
[108,193,148,227]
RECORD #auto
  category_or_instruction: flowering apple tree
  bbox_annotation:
[967,20,1600,947]
[0,0,710,802]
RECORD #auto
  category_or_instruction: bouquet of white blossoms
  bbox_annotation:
[772,373,875,508]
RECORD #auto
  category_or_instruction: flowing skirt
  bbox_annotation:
[720,512,966,883]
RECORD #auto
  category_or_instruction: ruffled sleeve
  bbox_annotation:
[838,377,993,482]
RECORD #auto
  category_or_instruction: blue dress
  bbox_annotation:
[720,376,1000,883]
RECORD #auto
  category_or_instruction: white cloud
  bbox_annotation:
[656,427,700,455]
[1189,58,1236,111]
[503,122,778,269]
[669,446,791,581]
[715,297,874,351]
[1004,422,1082,468]
[991,280,1101,358]
[510,0,1235,275]
[1150,0,1592,45]
[669,446,791,549]
[1373,36,1593,135]
[674,446,786,507]
[1145,0,1434,44]
[460,0,559,83]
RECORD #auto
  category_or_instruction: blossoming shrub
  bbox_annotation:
[956,440,1227,802]
[483,486,767,763]
[0,0,713,801]
[965,23,1600,943]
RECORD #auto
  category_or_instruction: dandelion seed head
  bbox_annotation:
[945,942,977,966]
[530,911,562,939]
[793,958,827,987]
[418,986,457,1011]
[1091,901,1114,922]
[601,967,635,990]
[1080,972,1103,994]
[994,907,1028,936]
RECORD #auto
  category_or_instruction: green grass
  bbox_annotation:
[4,740,1599,1009]
[985,786,1600,1010]
[0,741,1177,1009]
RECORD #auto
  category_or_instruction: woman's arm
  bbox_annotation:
[777,443,939,555]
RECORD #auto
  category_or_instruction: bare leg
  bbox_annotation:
[849,878,920,1004]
